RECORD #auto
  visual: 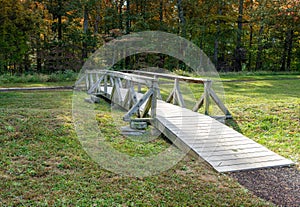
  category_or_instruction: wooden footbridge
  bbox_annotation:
[75,70,294,172]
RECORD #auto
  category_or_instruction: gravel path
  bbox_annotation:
[230,167,300,206]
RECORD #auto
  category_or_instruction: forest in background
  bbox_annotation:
[0,0,299,74]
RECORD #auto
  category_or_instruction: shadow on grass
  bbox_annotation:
[225,118,243,134]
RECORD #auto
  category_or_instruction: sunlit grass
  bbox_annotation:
[1,73,299,206]
[223,79,300,166]
[0,89,270,206]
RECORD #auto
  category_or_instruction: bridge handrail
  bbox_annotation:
[75,69,232,122]
[122,69,211,84]
[76,70,159,122]
[123,69,231,119]
[85,70,156,86]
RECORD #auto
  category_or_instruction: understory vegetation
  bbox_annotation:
[0,74,299,206]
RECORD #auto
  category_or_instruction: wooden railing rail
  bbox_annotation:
[75,70,158,122]
[123,70,232,119]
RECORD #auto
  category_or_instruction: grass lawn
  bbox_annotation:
[0,74,299,206]
[222,78,299,166]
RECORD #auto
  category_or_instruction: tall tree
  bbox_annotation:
[213,0,224,68]
[177,0,186,37]
[234,0,244,71]
[126,0,131,34]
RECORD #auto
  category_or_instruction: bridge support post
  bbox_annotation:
[204,80,212,115]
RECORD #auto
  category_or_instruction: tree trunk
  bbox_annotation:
[248,24,253,70]
[280,31,288,71]
[142,0,147,20]
[286,29,293,71]
[279,29,294,71]
[177,0,186,37]
[82,5,89,61]
[255,25,264,71]
[118,0,124,30]
[126,0,131,34]
[135,0,139,13]
[36,29,42,72]
[247,0,253,71]
[234,0,244,71]
[58,0,62,40]
[23,53,30,73]
[214,1,223,69]
[159,0,163,23]
[94,4,101,34]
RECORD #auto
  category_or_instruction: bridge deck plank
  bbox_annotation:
[95,86,294,172]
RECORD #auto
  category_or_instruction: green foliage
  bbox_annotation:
[0,70,78,84]
[0,0,299,74]
[0,0,34,73]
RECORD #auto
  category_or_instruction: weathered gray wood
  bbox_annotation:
[204,81,211,115]
[215,159,294,172]
[109,76,114,87]
[198,147,273,157]
[80,71,294,173]
[83,70,232,118]
[206,151,276,161]
[209,88,232,117]
[125,69,208,84]
[141,95,152,118]
[88,75,104,94]
[123,89,154,121]
[151,85,157,119]
[104,75,108,93]
[174,78,186,107]
[111,78,122,104]
[192,93,205,112]
[154,101,293,171]
[166,90,174,103]
[129,86,138,104]
[123,90,131,110]
[87,70,155,86]
[188,139,256,148]
[211,156,289,169]
[85,74,89,90]
[89,73,94,89]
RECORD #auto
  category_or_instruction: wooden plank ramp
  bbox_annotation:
[154,100,294,172]
[96,86,294,173]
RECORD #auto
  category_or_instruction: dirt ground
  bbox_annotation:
[230,166,300,206]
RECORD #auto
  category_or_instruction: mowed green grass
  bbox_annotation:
[0,75,299,206]
[222,79,300,166]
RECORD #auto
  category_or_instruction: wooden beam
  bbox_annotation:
[123,89,153,121]
[192,93,205,112]
[111,77,122,104]
[166,89,175,103]
[87,75,104,94]
[123,69,209,84]
[204,81,212,115]
[174,78,186,108]
[209,88,232,117]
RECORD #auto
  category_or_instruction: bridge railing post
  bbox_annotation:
[85,74,89,90]
[204,80,212,116]
[104,73,108,94]
[151,79,158,120]
[137,71,142,93]
[89,73,94,91]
